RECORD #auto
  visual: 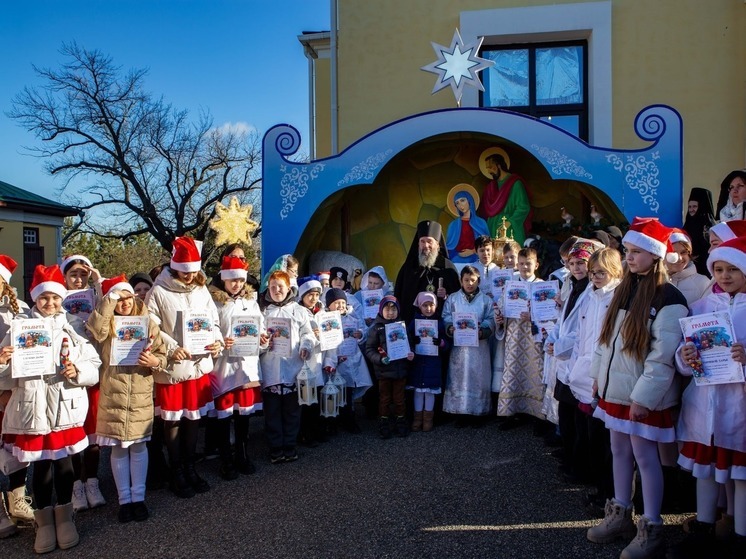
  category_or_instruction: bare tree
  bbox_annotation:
[9,42,262,250]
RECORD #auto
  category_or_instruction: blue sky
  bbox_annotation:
[0,0,330,200]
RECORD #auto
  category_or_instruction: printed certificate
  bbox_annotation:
[62,289,95,319]
[10,318,55,378]
[111,316,149,366]
[266,317,292,358]
[230,315,262,357]
[181,311,215,356]
[680,312,745,386]
[490,269,514,302]
[384,321,410,361]
[361,289,383,321]
[338,315,360,357]
[529,281,560,323]
[502,280,529,319]
[317,310,344,351]
[453,312,479,347]
[414,318,439,356]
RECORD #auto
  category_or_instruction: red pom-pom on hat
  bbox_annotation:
[102,274,134,297]
[170,237,203,273]
[220,256,248,280]
[30,265,67,301]
[0,255,18,284]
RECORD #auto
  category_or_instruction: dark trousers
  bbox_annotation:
[33,456,74,508]
[263,390,301,452]
[378,378,406,418]
[587,413,614,499]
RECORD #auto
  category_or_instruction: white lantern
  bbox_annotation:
[319,380,340,418]
[296,362,318,406]
[331,371,347,408]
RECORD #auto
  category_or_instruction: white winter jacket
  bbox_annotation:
[674,292,746,452]
[145,269,223,384]
[669,262,710,306]
[545,278,590,386]
[590,281,688,410]
[0,309,101,435]
[568,279,620,404]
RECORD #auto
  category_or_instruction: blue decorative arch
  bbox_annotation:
[261,105,682,274]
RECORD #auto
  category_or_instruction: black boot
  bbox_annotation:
[219,454,239,481]
[666,520,720,559]
[183,462,210,493]
[169,466,195,499]
[235,439,256,475]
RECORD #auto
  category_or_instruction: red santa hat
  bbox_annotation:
[709,220,746,243]
[170,237,203,273]
[101,274,134,297]
[60,254,93,274]
[622,217,678,263]
[317,271,331,281]
[30,264,67,301]
[707,236,746,275]
[668,228,691,245]
[220,256,248,280]
[0,255,18,284]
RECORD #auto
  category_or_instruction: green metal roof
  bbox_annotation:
[0,179,79,216]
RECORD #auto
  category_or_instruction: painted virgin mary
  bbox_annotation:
[445,184,491,264]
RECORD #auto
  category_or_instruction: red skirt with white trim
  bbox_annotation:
[155,376,214,421]
[211,386,263,419]
[83,384,100,441]
[679,441,746,483]
[593,398,676,443]
[11,427,89,463]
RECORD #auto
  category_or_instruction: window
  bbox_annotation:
[23,228,38,245]
[480,41,588,140]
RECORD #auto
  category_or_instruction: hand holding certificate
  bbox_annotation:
[384,322,410,361]
[317,310,344,351]
[679,312,745,386]
[529,281,560,323]
[111,316,149,366]
[414,318,438,356]
[181,311,216,356]
[10,318,55,378]
[266,317,293,358]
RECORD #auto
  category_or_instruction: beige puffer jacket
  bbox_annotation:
[86,295,167,441]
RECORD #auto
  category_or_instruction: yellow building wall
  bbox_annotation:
[314,56,333,158]
[331,0,746,204]
[0,219,60,296]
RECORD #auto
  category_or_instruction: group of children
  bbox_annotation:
[0,211,743,558]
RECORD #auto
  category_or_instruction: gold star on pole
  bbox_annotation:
[209,196,259,246]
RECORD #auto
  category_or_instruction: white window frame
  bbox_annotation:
[460,0,612,147]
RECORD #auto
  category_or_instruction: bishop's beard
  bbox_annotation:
[418,249,438,269]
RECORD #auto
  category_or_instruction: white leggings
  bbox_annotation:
[610,430,664,522]
[413,392,435,412]
[110,442,149,505]
[696,476,746,536]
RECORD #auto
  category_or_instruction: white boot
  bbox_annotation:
[84,478,106,508]
[620,516,665,559]
[586,499,636,544]
[7,486,34,522]
[71,480,88,512]
[0,493,17,539]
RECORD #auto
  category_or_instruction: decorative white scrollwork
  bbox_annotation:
[337,150,393,186]
[530,144,592,179]
[279,163,326,220]
[605,152,661,212]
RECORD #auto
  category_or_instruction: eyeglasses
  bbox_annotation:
[589,270,607,278]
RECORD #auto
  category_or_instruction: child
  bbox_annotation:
[365,295,414,439]
[209,256,265,479]
[669,237,746,558]
[0,265,101,553]
[545,239,602,480]
[61,254,107,512]
[708,220,746,254]
[0,256,34,530]
[586,218,688,558]
[491,239,522,401]
[86,275,167,522]
[329,266,362,318]
[666,229,711,305]
[146,237,223,498]
[473,236,498,293]
[442,266,494,425]
[260,254,299,296]
[317,271,331,291]
[567,248,624,509]
[260,270,315,463]
[296,277,326,444]
[355,266,393,326]
[325,288,372,433]
[407,292,449,432]
[496,247,546,429]
[502,240,521,272]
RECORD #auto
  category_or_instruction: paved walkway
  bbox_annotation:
[3,414,689,558]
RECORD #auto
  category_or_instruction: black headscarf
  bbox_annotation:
[683,187,715,276]
[716,170,746,219]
